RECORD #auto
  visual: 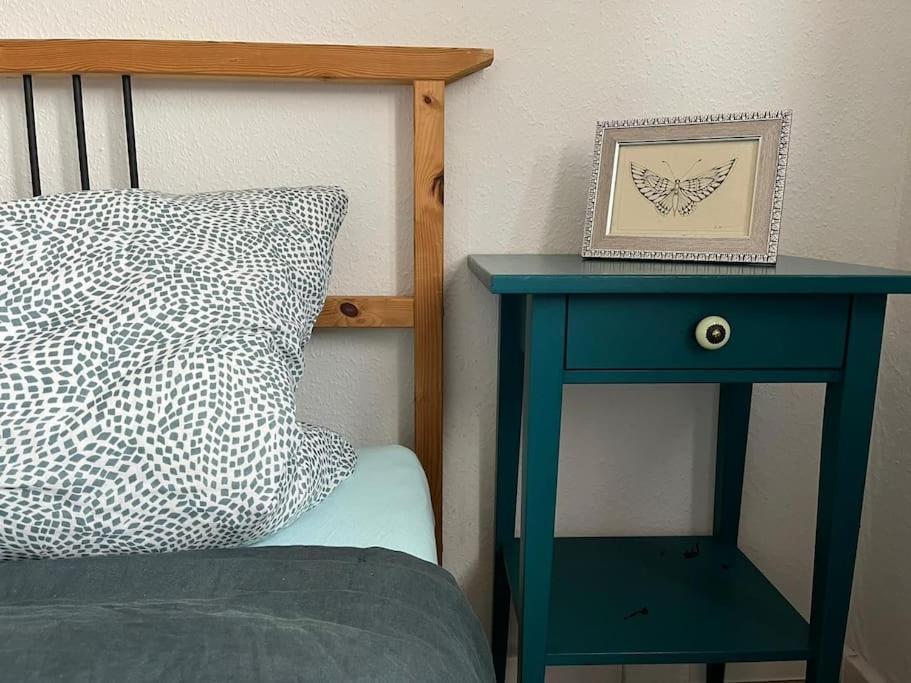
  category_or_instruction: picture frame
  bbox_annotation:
[582,111,792,264]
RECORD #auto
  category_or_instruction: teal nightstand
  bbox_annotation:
[468,254,911,683]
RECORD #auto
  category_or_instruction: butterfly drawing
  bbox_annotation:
[630,158,736,216]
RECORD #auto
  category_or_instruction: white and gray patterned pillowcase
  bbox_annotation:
[0,187,356,560]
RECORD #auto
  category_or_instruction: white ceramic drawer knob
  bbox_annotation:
[695,316,731,350]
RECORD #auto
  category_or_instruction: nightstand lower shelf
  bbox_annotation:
[502,536,810,666]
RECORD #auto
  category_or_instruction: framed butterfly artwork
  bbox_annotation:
[582,111,792,264]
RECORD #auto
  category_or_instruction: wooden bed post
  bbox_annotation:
[413,80,445,560]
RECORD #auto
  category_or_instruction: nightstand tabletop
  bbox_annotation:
[468,253,911,294]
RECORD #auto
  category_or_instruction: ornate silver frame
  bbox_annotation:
[582,111,792,264]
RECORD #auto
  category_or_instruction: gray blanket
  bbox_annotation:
[0,546,494,682]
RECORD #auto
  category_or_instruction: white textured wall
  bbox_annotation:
[2,2,910,681]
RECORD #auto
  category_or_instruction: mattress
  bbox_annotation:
[251,444,438,564]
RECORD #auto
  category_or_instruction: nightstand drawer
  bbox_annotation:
[565,294,850,370]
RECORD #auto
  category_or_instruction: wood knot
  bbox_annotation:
[431,172,444,204]
[423,95,433,104]
[339,302,359,318]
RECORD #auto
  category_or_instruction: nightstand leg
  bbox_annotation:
[517,295,566,683]
[706,663,725,682]
[713,383,753,545]
[806,295,886,683]
[708,383,753,683]
[492,295,526,683]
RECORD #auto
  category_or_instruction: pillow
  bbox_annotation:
[0,187,356,560]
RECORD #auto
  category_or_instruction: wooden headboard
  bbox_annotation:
[0,39,494,556]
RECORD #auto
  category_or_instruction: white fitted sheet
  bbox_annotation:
[250,444,437,564]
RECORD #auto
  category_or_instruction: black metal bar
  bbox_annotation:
[121,75,139,188]
[22,75,41,196]
[71,74,90,190]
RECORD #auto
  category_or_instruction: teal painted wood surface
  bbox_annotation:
[564,368,843,384]
[468,253,911,294]
[708,383,753,683]
[566,294,849,370]
[502,536,810,666]
[516,295,566,683]
[713,384,753,545]
[471,256,907,682]
[491,295,525,682]
[806,295,886,683]
[706,658,725,682]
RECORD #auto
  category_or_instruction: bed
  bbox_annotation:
[251,445,437,564]
[0,38,493,681]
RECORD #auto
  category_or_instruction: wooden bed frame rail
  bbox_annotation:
[0,39,494,558]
